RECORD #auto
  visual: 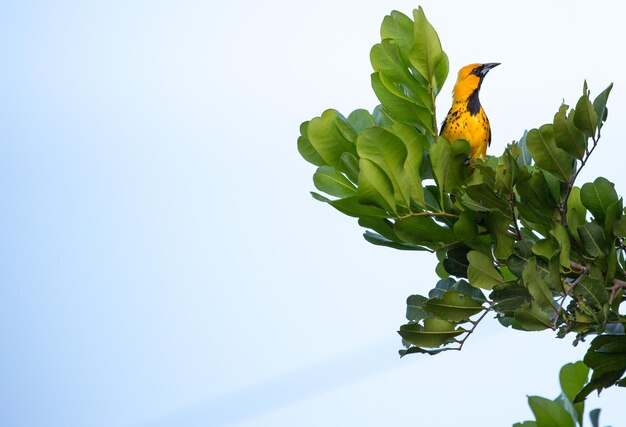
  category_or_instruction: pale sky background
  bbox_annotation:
[1,1,625,426]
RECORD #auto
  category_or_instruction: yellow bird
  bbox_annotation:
[440,63,500,162]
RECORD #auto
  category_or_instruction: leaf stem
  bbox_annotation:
[396,211,459,219]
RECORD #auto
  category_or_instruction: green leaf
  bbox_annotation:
[527,395,575,427]
[507,240,534,278]
[581,177,618,225]
[370,39,430,108]
[512,302,552,331]
[613,216,626,238]
[370,72,432,132]
[431,136,469,193]
[311,193,390,218]
[389,123,428,206]
[423,291,484,322]
[573,277,608,309]
[313,166,356,198]
[394,215,456,246]
[574,87,599,138]
[363,231,428,251]
[567,186,587,244]
[357,127,412,207]
[550,223,571,269]
[381,10,414,54]
[517,130,533,167]
[307,109,357,169]
[409,7,445,86]
[398,318,465,348]
[526,124,574,182]
[559,361,589,425]
[577,222,607,258]
[443,247,470,277]
[532,239,558,261]
[298,121,326,166]
[398,345,452,357]
[553,104,587,160]
[357,158,396,212]
[490,281,531,312]
[467,250,504,290]
[575,335,626,402]
[347,109,375,133]
[406,294,429,321]
[485,213,514,259]
[513,422,537,427]
[593,83,613,131]
[589,408,601,427]
[523,257,556,311]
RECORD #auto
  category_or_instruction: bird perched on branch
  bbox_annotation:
[440,63,500,162]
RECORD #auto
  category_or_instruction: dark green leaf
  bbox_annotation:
[507,240,534,278]
[574,88,599,138]
[578,222,607,258]
[406,294,429,321]
[523,257,556,311]
[573,277,608,309]
[311,193,390,218]
[443,246,470,277]
[526,124,574,182]
[512,302,552,331]
[490,281,531,312]
[593,83,613,131]
[363,231,428,251]
[394,215,456,245]
[423,291,484,322]
[467,250,504,290]
[553,104,587,160]
[398,318,465,348]
[589,408,601,427]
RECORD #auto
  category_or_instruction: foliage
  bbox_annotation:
[297,7,626,401]
[514,361,610,427]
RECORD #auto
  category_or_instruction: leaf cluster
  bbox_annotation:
[514,362,611,427]
[297,7,626,401]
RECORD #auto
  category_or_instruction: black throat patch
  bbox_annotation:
[467,89,481,115]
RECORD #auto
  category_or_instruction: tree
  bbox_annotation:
[297,7,625,406]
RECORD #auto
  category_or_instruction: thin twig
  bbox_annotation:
[452,302,495,351]
[609,279,626,304]
[553,266,589,329]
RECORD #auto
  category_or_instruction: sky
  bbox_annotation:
[1,0,625,426]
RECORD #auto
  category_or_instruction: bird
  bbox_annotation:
[439,63,500,162]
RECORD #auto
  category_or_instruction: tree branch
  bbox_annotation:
[452,302,495,351]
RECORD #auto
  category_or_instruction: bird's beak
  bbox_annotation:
[479,62,500,76]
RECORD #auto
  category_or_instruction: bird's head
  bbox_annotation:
[452,62,500,101]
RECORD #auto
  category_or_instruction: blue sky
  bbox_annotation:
[1,0,625,426]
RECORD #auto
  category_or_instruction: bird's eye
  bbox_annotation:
[471,67,480,75]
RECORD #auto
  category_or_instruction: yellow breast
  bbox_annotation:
[440,104,490,161]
